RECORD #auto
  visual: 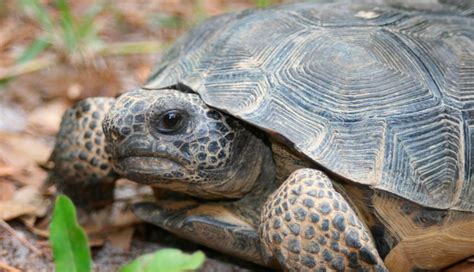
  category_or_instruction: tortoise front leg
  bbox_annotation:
[133,198,276,267]
[259,168,387,271]
[47,97,118,209]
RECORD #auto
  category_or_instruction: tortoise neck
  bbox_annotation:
[226,138,277,227]
[216,128,276,199]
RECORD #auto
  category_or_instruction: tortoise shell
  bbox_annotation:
[144,3,474,212]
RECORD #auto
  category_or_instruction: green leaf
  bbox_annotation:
[120,249,205,272]
[17,37,50,64]
[50,195,92,272]
[0,78,12,88]
[149,14,185,29]
[76,3,104,40]
[19,0,54,32]
[255,0,273,8]
[190,0,208,26]
[55,0,77,51]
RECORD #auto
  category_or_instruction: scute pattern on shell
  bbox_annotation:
[144,3,474,211]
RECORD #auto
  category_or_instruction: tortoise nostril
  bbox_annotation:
[107,121,129,143]
[111,130,120,141]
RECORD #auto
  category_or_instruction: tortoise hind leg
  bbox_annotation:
[373,192,474,271]
[47,97,118,209]
[259,168,387,271]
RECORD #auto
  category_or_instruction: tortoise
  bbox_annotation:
[47,2,474,271]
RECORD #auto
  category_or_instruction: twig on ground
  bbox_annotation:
[84,210,142,235]
[22,221,50,238]
[0,218,43,257]
[0,262,21,272]
[0,56,57,81]
[97,41,168,56]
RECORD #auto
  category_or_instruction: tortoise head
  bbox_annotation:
[103,89,271,199]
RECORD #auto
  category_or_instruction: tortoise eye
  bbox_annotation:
[155,110,186,134]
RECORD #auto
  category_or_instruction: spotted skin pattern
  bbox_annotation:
[260,169,387,272]
[103,89,262,199]
[48,97,117,209]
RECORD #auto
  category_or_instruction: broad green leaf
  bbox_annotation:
[17,37,50,64]
[50,195,92,272]
[120,249,205,272]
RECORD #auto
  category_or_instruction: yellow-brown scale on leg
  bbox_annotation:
[259,168,386,271]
